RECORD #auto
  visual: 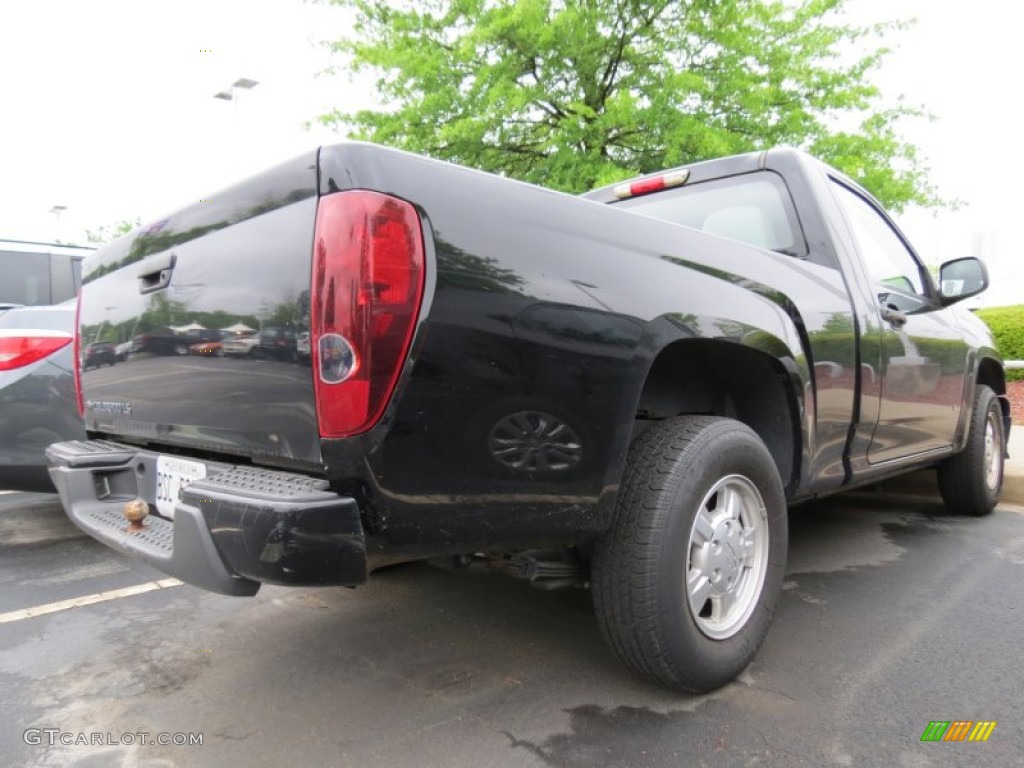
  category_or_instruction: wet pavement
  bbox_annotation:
[1,490,1022,767]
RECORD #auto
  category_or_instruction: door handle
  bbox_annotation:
[880,304,907,329]
[137,251,176,294]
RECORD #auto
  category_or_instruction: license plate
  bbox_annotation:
[155,455,207,519]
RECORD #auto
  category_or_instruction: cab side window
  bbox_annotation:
[830,181,931,312]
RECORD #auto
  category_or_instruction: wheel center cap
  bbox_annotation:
[706,520,743,591]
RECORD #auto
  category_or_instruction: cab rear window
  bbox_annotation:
[616,172,805,258]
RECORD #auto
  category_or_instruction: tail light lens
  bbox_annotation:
[613,170,690,199]
[74,294,84,416]
[0,331,72,371]
[311,190,426,438]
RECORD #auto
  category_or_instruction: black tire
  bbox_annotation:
[937,384,1004,516]
[592,415,788,693]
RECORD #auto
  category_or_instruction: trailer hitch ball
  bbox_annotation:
[123,498,149,530]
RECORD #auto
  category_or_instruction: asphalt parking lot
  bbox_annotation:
[2,488,1022,767]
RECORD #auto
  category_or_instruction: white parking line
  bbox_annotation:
[0,578,183,624]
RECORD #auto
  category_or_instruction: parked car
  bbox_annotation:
[130,327,190,356]
[221,332,260,357]
[48,144,1008,693]
[83,342,117,369]
[0,302,85,491]
[188,330,232,356]
[295,331,311,364]
[256,327,298,361]
[114,340,133,361]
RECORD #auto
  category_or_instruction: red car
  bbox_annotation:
[188,330,233,357]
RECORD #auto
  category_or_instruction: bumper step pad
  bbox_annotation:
[46,440,367,595]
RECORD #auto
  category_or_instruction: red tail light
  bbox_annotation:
[73,294,84,416]
[311,190,426,438]
[0,332,72,371]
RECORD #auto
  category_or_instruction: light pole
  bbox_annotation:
[213,77,259,110]
[213,78,260,174]
[49,205,67,242]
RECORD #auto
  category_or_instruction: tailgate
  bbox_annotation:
[78,151,323,468]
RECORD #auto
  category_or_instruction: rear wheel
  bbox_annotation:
[592,416,787,693]
[937,384,1004,516]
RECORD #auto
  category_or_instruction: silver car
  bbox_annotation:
[221,332,260,357]
[0,303,86,492]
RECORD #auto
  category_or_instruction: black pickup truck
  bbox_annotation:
[47,144,1009,693]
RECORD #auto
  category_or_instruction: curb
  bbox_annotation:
[1001,473,1024,508]
[875,467,1024,508]
[0,492,82,547]
[0,492,64,514]
[871,422,1024,508]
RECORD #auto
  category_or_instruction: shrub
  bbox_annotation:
[975,305,1024,382]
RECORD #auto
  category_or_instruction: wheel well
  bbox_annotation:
[977,357,1006,396]
[634,340,800,492]
[977,356,1010,435]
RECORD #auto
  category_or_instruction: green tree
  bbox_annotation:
[84,217,141,246]
[138,293,189,332]
[320,0,939,210]
[264,298,305,328]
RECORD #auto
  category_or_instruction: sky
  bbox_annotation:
[0,0,1019,306]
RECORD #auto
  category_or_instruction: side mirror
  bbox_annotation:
[938,257,989,304]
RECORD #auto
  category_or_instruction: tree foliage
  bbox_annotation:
[84,217,141,246]
[320,0,941,210]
